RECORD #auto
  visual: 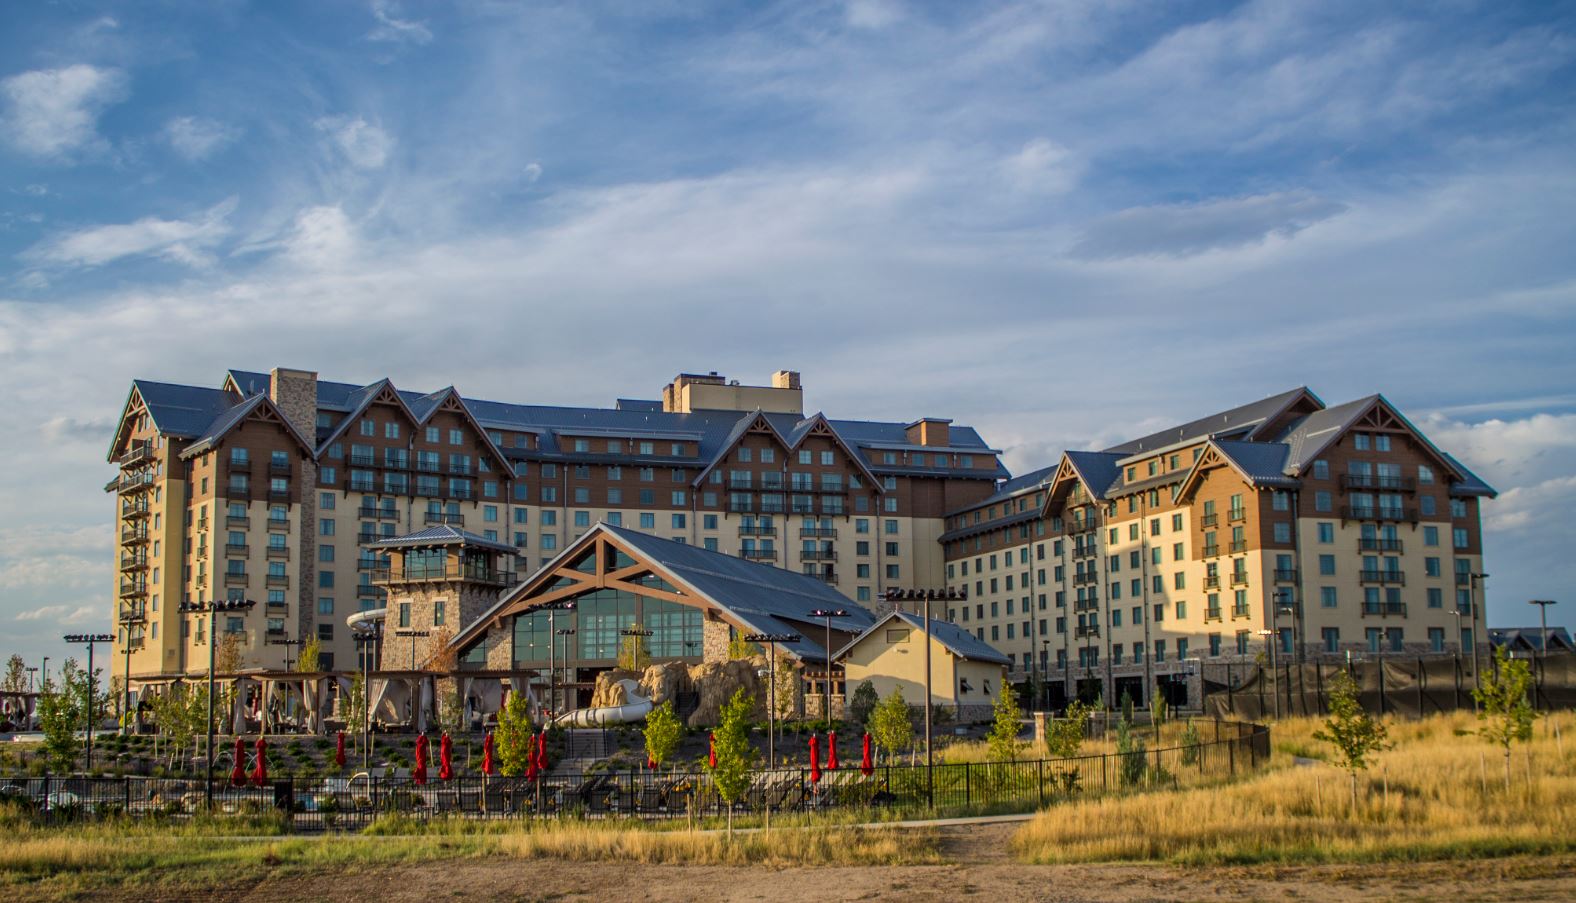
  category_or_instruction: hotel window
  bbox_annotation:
[573,487,589,504]
[820,451,834,465]
[1312,459,1330,480]
[1354,433,1370,451]
[1314,491,1332,512]
[1419,495,1436,516]
[1323,627,1340,653]
[541,486,557,502]
[638,441,654,455]
[640,513,655,528]
[573,439,590,453]
[1376,435,1391,452]
[385,422,400,439]
[319,545,334,563]
[886,564,900,579]
[1273,522,1291,543]
[1428,587,1443,608]
[449,429,463,445]
[607,488,623,505]
[1209,633,1222,657]
[541,535,557,551]
[433,600,446,626]
[672,490,687,505]
[514,532,527,547]
[1453,528,1469,549]
[425,427,439,443]
[1418,464,1434,484]
[359,419,375,437]
[885,519,898,534]
[1321,587,1337,608]
[606,513,622,526]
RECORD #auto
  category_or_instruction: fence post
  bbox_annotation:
[1418,658,1426,715]
[1225,663,1233,714]
[1037,758,1044,806]
[125,775,131,816]
[1378,661,1387,714]
[965,762,971,807]
[1228,735,1235,776]
[1454,654,1462,711]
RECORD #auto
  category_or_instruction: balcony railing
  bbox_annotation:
[424,512,465,526]
[1202,544,1220,558]
[1342,506,1418,523]
[1360,570,1406,585]
[807,570,839,584]
[195,545,209,560]
[1075,624,1100,639]
[225,484,251,501]
[120,555,148,571]
[1229,540,1247,553]
[117,472,157,494]
[359,506,400,520]
[799,527,836,538]
[118,605,147,623]
[118,445,153,467]
[266,598,289,610]
[1073,599,1100,613]
[1230,573,1249,586]
[759,501,786,514]
[1359,537,1403,552]
[1341,474,1415,491]
[266,546,290,560]
[1073,573,1098,586]
[1362,602,1408,618]
[801,549,837,561]
[120,501,150,520]
[1232,604,1251,619]
[789,501,816,514]
[226,515,250,529]
[269,462,293,477]
[357,557,389,571]
[368,564,515,587]
[349,453,377,468]
[266,575,290,587]
[1204,607,1222,622]
[447,487,474,501]
[224,572,249,586]
[118,582,147,599]
[350,480,376,493]
[1204,575,1220,590]
[1273,568,1299,583]
[267,517,291,531]
[357,531,384,543]
[267,490,291,503]
[1228,508,1247,523]
[448,464,474,476]
[728,501,755,513]
[1200,513,1218,528]
[738,524,776,536]
[1455,573,1476,586]
[120,527,149,545]
[225,543,249,556]
[195,518,211,533]
[727,478,754,490]
[739,548,777,560]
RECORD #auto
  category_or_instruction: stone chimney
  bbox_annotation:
[269,368,318,440]
[905,418,952,447]
[772,370,801,390]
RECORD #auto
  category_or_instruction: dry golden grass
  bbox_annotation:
[1012,710,1576,865]
[497,821,939,865]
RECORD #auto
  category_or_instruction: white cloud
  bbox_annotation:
[523,162,543,183]
[164,116,240,161]
[1071,192,1349,260]
[21,197,238,270]
[282,205,359,269]
[1000,138,1079,194]
[15,603,100,625]
[846,0,904,30]
[367,0,433,45]
[1,64,126,159]
[315,115,393,169]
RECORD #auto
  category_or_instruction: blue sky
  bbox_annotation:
[2,0,1575,670]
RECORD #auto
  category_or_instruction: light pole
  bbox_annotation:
[1257,628,1278,720]
[745,632,800,765]
[1040,639,1052,710]
[1272,590,1296,714]
[121,627,138,735]
[1466,572,1488,697]
[272,637,301,672]
[25,667,37,692]
[179,597,256,810]
[885,587,966,811]
[555,627,578,716]
[619,626,653,668]
[42,657,49,687]
[352,624,381,769]
[62,634,113,772]
[1529,599,1556,711]
[394,628,431,671]
[540,600,576,718]
[808,608,848,722]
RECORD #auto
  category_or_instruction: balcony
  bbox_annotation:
[194,517,210,533]
[448,463,474,476]
[1232,604,1250,619]
[799,527,837,539]
[1362,602,1408,618]
[1342,506,1418,523]
[120,527,149,545]
[368,563,515,587]
[118,604,147,623]
[1202,543,1220,558]
[1230,573,1249,587]
[728,500,755,514]
[1204,575,1220,590]
[225,541,248,555]
[118,444,153,467]
[739,523,776,536]
[1204,606,1222,622]
[267,489,292,503]
[1273,568,1299,583]
[120,501,150,520]
[739,548,776,561]
[359,505,400,520]
[266,598,289,610]
[269,462,293,477]
[118,581,147,599]
[1075,624,1100,639]
[266,574,290,587]
[120,554,148,571]
[1341,474,1415,492]
[349,480,376,493]
[267,517,291,531]
[117,472,156,494]
[195,545,209,560]
[1360,570,1406,585]
[1200,513,1218,528]
[1359,537,1403,553]
[759,501,786,514]
[1455,573,1476,586]
[1228,508,1247,523]
[224,572,249,586]
[266,546,290,560]
[1066,519,1095,534]
[357,531,384,543]
[265,628,288,642]
[1454,602,1475,617]
[225,484,251,501]
[1229,540,1247,553]
[415,459,442,474]
[727,478,755,491]
[801,549,837,561]
[447,487,474,501]
[1073,572,1098,586]
[424,512,465,526]
[382,456,410,471]
[226,515,250,529]
[357,557,388,571]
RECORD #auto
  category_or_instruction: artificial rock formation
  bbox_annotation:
[685,656,767,727]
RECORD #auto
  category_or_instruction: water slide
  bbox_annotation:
[552,679,653,727]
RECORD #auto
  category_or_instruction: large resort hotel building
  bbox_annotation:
[107,369,1494,709]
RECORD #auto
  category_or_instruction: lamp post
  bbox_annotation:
[121,627,138,735]
[885,587,966,811]
[1465,572,1488,697]
[1257,628,1278,720]
[272,637,301,673]
[1272,590,1296,714]
[555,627,578,716]
[539,600,576,718]
[808,608,848,722]
[42,657,49,687]
[1040,639,1052,711]
[25,667,37,692]
[745,632,801,765]
[179,598,255,810]
[1529,599,1556,711]
[62,633,113,772]
[352,625,381,769]
[394,628,431,671]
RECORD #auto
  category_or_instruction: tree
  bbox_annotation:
[1114,716,1147,786]
[36,669,81,772]
[1045,700,1090,758]
[867,686,913,762]
[987,680,1024,762]
[643,700,682,769]
[1312,669,1392,806]
[1,654,25,693]
[708,688,758,837]
[848,680,880,726]
[345,672,368,741]
[216,631,245,673]
[770,649,800,722]
[726,633,760,661]
[1474,646,1537,791]
[618,627,651,672]
[296,637,321,673]
[495,690,534,777]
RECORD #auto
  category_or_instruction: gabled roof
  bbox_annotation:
[454,523,877,664]
[1272,395,1381,475]
[834,609,1011,666]
[1103,387,1319,458]
[1489,627,1573,653]
[690,409,886,491]
[1441,453,1497,498]
[178,393,316,459]
[1209,439,1298,487]
[314,378,413,452]
[363,524,519,555]
[1063,450,1124,501]
[950,464,1058,520]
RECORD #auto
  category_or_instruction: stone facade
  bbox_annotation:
[702,613,732,662]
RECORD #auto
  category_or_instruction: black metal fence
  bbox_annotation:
[1,720,1268,832]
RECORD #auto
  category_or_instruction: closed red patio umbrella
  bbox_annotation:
[808,733,821,784]
[413,733,429,785]
[535,730,548,771]
[334,731,346,768]
[708,732,717,768]
[525,734,539,782]
[230,737,246,786]
[481,732,496,776]
[439,732,453,781]
[827,730,839,770]
[860,733,874,777]
[251,737,268,787]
